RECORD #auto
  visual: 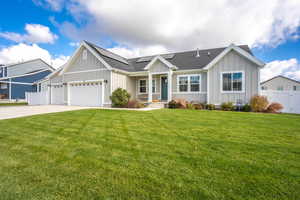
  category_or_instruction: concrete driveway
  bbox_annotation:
[0,105,93,120]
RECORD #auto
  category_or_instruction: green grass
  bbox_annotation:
[0,102,28,106]
[0,109,299,200]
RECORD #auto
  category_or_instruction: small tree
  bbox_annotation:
[110,88,131,108]
[250,95,269,112]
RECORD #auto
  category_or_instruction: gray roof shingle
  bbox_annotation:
[85,41,252,72]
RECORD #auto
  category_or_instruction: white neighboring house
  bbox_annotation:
[30,41,265,107]
[260,75,300,91]
[260,76,300,114]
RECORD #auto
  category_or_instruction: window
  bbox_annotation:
[0,83,8,89]
[277,86,283,91]
[82,49,87,60]
[177,74,201,92]
[0,67,7,78]
[178,76,188,92]
[190,75,200,92]
[293,86,297,91]
[139,79,146,93]
[152,79,156,93]
[222,72,244,92]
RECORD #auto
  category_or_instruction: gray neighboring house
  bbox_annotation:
[261,75,300,91]
[38,41,265,107]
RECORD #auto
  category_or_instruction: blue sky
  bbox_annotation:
[0,0,300,81]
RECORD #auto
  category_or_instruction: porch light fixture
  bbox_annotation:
[104,80,108,84]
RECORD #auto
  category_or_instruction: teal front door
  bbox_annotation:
[161,77,168,101]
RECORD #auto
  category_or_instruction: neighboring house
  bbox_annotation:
[0,59,54,100]
[37,41,264,107]
[261,75,300,91]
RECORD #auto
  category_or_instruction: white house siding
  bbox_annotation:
[149,60,170,73]
[40,80,49,92]
[66,47,106,72]
[51,75,63,84]
[8,59,51,77]
[261,76,300,91]
[208,50,259,105]
[63,70,111,104]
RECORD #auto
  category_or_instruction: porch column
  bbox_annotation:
[148,73,152,102]
[167,71,172,102]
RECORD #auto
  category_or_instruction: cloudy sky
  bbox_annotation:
[0,0,300,81]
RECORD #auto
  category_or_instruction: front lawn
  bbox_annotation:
[0,109,299,200]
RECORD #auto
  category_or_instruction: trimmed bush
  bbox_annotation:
[168,100,180,109]
[110,88,131,108]
[206,104,215,110]
[250,95,269,112]
[242,104,251,112]
[127,100,145,108]
[221,102,234,111]
[266,103,283,113]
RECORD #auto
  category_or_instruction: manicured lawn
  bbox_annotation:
[0,109,299,200]
[0,102,28,106]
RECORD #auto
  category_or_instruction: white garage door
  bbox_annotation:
[51,85,64,105]
[69,81,103,107]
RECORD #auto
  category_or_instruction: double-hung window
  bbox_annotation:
[178,74,201,92]
[222,71,244,92]
[139,79,147,93]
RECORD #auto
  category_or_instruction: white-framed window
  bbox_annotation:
[177,74,201,92]
[152,79,156,93]
[0,83,8,89]
[138,79,147,93]
[82,49,88,60]
[221,71,244,93]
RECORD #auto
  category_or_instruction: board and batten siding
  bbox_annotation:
[172,71,207,103]
[208,50,259,105]
[66,47,106,73]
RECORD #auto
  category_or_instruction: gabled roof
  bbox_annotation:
[58,41,264,74]
[144,55,177,70]
[261,75,300,85]
[5,58,55,71]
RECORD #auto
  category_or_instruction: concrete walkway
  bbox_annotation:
[0,105,93,120]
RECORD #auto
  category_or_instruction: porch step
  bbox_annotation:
[147,102,167,109]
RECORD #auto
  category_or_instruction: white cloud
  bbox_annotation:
[0,43,68,68]
[33,0,64,11]
[58,0,300,56]
[262,58,300,81]
[0,24,58,44]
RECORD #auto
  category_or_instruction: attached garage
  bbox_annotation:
[68,80,104,107]
[51,84,64,105]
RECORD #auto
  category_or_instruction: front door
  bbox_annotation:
[161,77,168,101]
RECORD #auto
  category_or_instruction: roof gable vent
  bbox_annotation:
[196,48,200,57]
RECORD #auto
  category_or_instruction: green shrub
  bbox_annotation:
[250,95,269,112]
[221,102,234,111]
[110,88,131,108]
[206,104,215,110]
[242,104,251,112]
[168,100,179,109]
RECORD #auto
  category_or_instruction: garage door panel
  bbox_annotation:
[69,82,103,107]
[51,85,64,105]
